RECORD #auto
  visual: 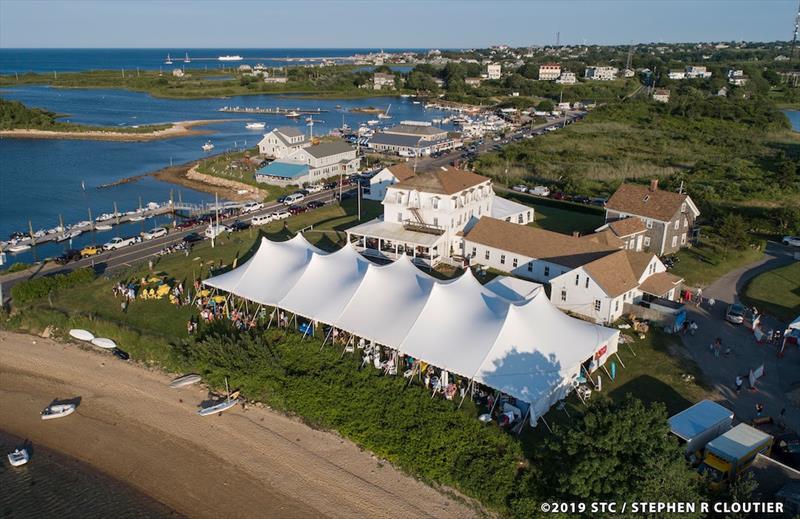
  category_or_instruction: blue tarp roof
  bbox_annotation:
[256,161,309,179]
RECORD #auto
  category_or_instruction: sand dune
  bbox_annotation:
[0,332,477,519]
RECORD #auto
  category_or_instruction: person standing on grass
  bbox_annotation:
[755,403,764,418]
[735,376,743,394]
[696,287,703,307]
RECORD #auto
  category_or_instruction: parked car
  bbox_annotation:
[204,224,231,239]
[55,248,82,264]
[551,191,566,200]
[229,220,251,231]
[112,348,130,361]
[175,218,199,230]
[251,214,272,226]
[295,189,310,196]
[774,434,800,470]
[323,182,338,190]
[589,197,608,207]
[277,195,289,204]
[530,186,551,197]
[512,185,528,193]
[103,236,141,251]
[80,245,101,257]
[182,232,204,244]
[782,236,800,247]
[306,200,325,209]
[288,204,308,215]
[142,227,168,240]
[725,303,746,325]
[283,193,305,205]
[572,195,590,204]
[271,210,291,220]
[306,184,324,193]
[241,201,264,214]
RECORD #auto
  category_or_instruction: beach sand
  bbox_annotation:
[0,332,478,519]
[0,120,218,142]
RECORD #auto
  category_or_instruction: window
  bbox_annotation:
[615,300,619,311]
[674,219,680,230]
[432,198,439,209]
[575,274,580,286]
[643,236,651,247]
[472,246,476,257]
[433,217,439,227]
[397,213,403,223]
[518,214,524,223]
[544,266,550,276]
[646,219,653,229]
[485,250,490,260]
[585,277,590,289]
[681,233,687,245]
[500,254,506,265]
[512,258,518,268]
[527,262,533,272]
[594,300,602,311]
[683,217,688,228]
[561,290,567,302]
[671,235,678,248]
[628,239,635,249]
[528,211,532,222]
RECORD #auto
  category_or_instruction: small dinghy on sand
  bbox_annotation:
[7,448,30,467]
[41,403,76,420]
[197,378,238,417]
[169,374,202,389]
[69,329,95,342]
[90,337,117,349]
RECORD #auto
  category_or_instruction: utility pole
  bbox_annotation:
[556,31,560,47]
[792,0,800,61]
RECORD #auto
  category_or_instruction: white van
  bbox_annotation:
[283,193,305,205]
[251,214,272,226]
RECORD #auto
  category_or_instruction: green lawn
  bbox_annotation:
[499,192,605,235]
[670,236,765,287]
[743,261,800,323]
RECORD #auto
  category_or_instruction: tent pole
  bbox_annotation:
[266,310,274,330]
[489,390,501,415]
[626,342,637,357]
[458,379,474,409]
[614,352,626,368]
[540,415,553,434]
[516,408,531,436]
[406,363,418,387]
[322,326,333,349]
[581,365,597,389]
[602,364,612,381]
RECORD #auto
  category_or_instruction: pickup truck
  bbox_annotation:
[103,236,141,250]
[241,201,264,214]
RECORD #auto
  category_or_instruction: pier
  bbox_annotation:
[218,106,330,115]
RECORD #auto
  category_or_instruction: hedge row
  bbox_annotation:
[11,268,96,305]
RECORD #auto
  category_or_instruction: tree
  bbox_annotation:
[536,99,554,112]
[542,397,703,517]
[373,65,393,74]
[718,213,749,255]
[777,154,798,188]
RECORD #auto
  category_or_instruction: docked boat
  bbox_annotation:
[377,104,392,119]
[95,224,113,231]
[164,53,173,65]
[184,52,191,63]
[367,119,379,126]
[41,403,76,420]
[218,55,243,61]
[202,141,215,151]
[197,377,238,417]
[169,374,202,388]
[245,122,266,130]
[91,337,117,349]
[8,244,31,253]
[7,448,29,467]
[128,215,145,222]
[285,111,301,119]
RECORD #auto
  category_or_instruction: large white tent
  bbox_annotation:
[204,235,620,423]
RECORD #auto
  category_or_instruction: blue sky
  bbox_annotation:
[0,0,795,48]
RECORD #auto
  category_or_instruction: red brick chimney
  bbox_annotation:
[649,179,659,192]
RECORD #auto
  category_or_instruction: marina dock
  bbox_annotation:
[218,106,330,115]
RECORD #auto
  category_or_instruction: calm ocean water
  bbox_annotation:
[785,109,800,131]
[0,50,453,266]
[0,430,181,518]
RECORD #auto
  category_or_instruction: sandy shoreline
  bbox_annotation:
[151,160,266,201]
[0,331,477,519]
[0,120,222,142]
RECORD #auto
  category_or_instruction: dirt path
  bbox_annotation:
[0,331,477,519]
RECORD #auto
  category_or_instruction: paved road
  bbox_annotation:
[0,187,352,302]
[680,245,800,435]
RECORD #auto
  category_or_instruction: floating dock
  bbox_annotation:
[218,106,330,115]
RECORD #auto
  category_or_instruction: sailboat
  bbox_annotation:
[183,52,191,63]
[202,141,215,151]
[164,53,173,65]
[197,377,239,416]
[378,104,392,119]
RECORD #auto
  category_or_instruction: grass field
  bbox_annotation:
[743,261,800,323]
[670,236,765,287]
[498,192,605,235]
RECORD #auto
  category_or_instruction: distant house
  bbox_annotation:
[555,71,576,84]
[486,63,502,80]
[727,69,749,86]
[668,70,686,80]
[670,66,712,80]
[238,64,253,73]
[373,72,396,90]
[368,122,461,156]
[172,68,185,78]
[465,77,483,87]
[652,89,670,103]
[365,163,417,201]
[605,180,700,255]
[432,78,445,88]
[263,76,289,84]
[584,66,618,81]
[256,140,360,186]
[257,126,311,158]
[538,63,561,81]
[621,68,636,78]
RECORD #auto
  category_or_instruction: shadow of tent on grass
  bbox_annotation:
[608,374,692,416]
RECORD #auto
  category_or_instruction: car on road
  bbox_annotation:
[229,220,251,231]
[725,303,746,325]
[305,184,324,193]
[112,348,130,361]
[251,214,272,226]
[182,232,204,244]
[551,191,566,200]
[288,204,308,215]
[306,200,325,209]
[512,185,528,193]
[80,245,101,257]
[283,193,305,205]
[530,186,551,197]
[271,209,290,220]
[277,195,289,204]
[55,248,82,264]
[103,236,141,251]
[142,227,168,240]
[204,224,231,239]
[782,236,800,247]
[175,218,199,230]
[572,195,590,204]
[241,201,265,214]
[589,197,608,207]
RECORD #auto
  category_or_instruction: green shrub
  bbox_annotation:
[11,268,96,305]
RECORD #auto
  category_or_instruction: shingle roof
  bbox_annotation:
[369,133,423,147]
[608,218,647,237]
[606,183,690,222]
[275,126,305,138]
[579,229,624,249]
[583,250,640,298]
[385,164,416,182]
[385,124,447,137]
[303,141,355,159]
[464,217,618,269]
[394,167,490,195]
[639,271,683,297]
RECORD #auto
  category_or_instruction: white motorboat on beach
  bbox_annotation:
[197,378,239,416]
[91,337,117,349]
[202,141,215,151]
[69,329,95,342]
[41,403,76,420]
[245,122,266,130]
[7,448,29,467]
[169,374,202,388]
